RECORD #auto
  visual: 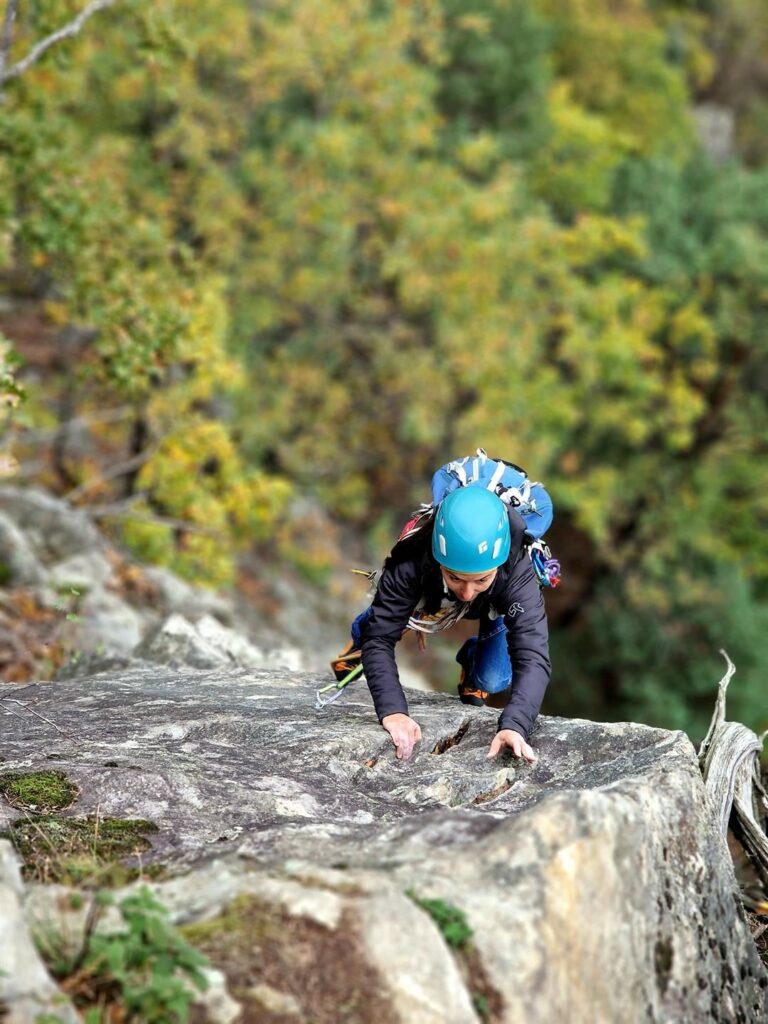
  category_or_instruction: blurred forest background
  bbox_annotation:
[0,0,767,740]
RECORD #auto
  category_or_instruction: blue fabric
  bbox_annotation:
[455,616,512,694]
[351,606,373,649]
[431,454,553,540]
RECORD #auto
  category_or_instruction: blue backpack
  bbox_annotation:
[431,449,553,540]
[406,449,559,588]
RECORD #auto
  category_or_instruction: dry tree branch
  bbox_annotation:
[10,407,136,445]
[0,0,116,86]
[0,0,18,80]
[87,497,227,538]
[0,694,70,735]
[64,444,161,502]
[699,650,768,906]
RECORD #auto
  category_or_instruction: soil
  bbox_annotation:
[184,895,399,1024]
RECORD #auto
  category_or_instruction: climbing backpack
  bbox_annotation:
[400,448,560,588]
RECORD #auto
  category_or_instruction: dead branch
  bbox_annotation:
[64,444,161,502]
[0,0,18,81]
[0,0,117,86]
[87,497,227,538]
[7,407,136,445]
[698,648,736,771]
[699,650,768,903]
[0,694,69,735]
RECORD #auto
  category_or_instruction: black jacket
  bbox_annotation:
[360,509,551,739]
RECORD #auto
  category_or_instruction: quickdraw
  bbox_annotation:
[314,661,364,709]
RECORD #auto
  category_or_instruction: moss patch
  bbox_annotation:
[183,894,398,1024]
[4,814,159,886]
[406,891,504,1023]
[0,769,79,813]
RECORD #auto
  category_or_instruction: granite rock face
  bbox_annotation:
[134,612,303,672]
[0,486,306,670]
[1,665,766,1023]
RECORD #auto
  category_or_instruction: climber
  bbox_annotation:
[331,485,551,763]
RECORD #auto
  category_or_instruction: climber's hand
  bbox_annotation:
[382,713,422,761]
[486,729,537,764]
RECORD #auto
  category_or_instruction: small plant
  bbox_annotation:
[53,585,84,623]
[44,887,209,1023]
[406,891,473,949]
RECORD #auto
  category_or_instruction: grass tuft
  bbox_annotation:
[3,814,160,886]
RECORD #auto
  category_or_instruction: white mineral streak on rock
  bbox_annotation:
[273,792,322,818]
[141,722,191,741]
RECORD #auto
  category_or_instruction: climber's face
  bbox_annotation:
[440,567,497,603]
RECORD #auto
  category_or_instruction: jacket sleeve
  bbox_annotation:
[497,559,551,740]
[361,558,421,722]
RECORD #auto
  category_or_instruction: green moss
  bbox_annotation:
[180,893,275,947]
[0,770,79,812]
[5,815,160,886]
[405,891,473,949]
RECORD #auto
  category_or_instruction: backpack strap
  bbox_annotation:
[487,458,506,493]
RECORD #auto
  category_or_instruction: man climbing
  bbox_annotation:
[331,484,552,763]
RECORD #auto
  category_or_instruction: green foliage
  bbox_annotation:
[38,887,208,1024]
[1,0,767,735]
[541,0,694,145]
[437,0,553,159]
[699,0,768,165]
[407,891,473,949]
[0,2,291,584]
[0,332,24,475]
[81,888,208,1023]
[551,563,768,739]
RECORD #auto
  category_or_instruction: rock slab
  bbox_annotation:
[1,665,766,1023]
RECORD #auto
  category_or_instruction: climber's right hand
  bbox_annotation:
[381,713,422,761]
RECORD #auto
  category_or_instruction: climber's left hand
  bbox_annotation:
[486,729,537,763]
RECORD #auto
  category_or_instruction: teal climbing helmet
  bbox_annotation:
[431,487,511,573]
